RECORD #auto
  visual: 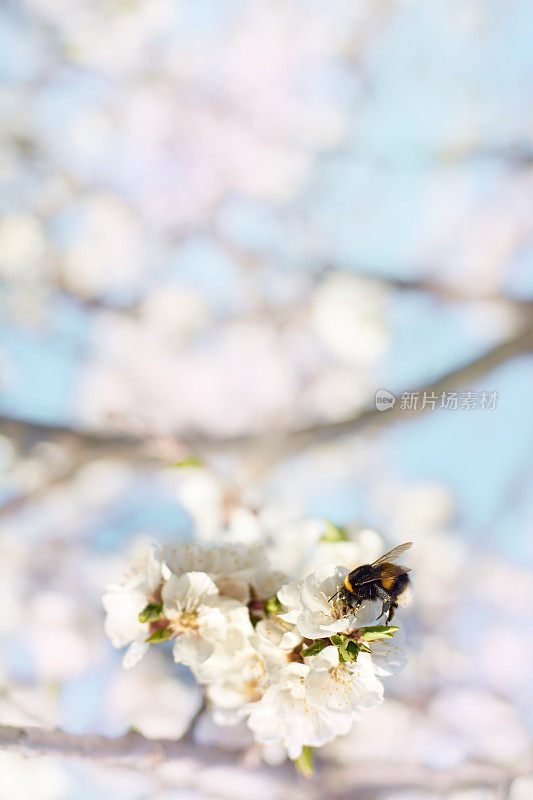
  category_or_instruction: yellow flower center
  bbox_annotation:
[168,597,202,634]
[331,664,352,686]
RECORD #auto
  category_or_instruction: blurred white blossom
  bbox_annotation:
[311,274,389,365]
[0,753,71,800]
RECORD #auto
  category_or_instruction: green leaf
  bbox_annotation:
[320,519,349,543]
[173,455,203,468]
[138,603,163,623]
[359,625,398,642]
[145,627,172,643]
[294,745,314,777]
[301,639,328,658]
[264,594,284,616]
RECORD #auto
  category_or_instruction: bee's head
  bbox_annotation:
[337,585,352,604]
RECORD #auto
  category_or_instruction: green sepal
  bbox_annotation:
[145,627,172,643]
[359,625,398,642]
[264,594,284,616]
[330,633,347,646]
[138,603,163,623]
[320,519,349,543]
[294,745,314,777]
[337,639,359,663]
[173,455,203,468]
[301,639,328,658]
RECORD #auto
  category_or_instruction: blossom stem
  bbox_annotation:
[294,745,314,778]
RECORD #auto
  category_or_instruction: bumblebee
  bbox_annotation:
[330,542,412,624]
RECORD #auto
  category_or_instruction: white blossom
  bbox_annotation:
[276,578,301,624]
[246,661,353,759]
[193,617,299,727]
[369,629,407,677]
[250,618,302,675]
[178,471,262,543]
[191,603,256,685]
[207,648,268,724]
[103,538,409,761]
[162,572,233,667]
[304,526,385,574]
[102,548,167,668]
[280,564,381,640]
[305,646,384,715]
[310,273,388,365]
[159,542,285,604]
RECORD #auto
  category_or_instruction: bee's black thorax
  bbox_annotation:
[338,565,410,624]
[332,542,412,625]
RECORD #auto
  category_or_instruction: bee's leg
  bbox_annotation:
[375,599,390,621]
[375,585,390,622]
[386,603,398,625]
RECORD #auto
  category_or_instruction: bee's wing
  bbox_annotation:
[351,563,411,585]
[371,542,412,566]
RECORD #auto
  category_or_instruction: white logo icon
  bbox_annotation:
[375,389,396,412]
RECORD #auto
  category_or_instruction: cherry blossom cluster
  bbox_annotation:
[103,537,406,761]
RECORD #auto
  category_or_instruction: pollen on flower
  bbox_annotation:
[332,664,352,686]
[244,672,264,702]
[169,610,200,634]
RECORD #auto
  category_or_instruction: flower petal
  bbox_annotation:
[309,645,339,670]
[296,610,331,639]
[172,630,215,666]
[162,571,218,609]
[277,579,300,609]
[122,641,149,669]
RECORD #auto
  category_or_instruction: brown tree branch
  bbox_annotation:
[276,319,533,454]
[0,723,530,796]
[1,322,532,480]
[0,723,228,767]
[340,270,533,308]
